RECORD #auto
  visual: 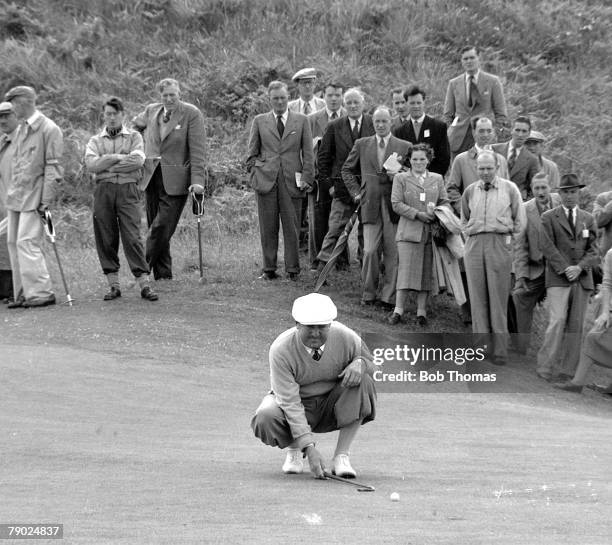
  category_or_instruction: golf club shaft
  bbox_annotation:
[323,470,375,491]
[197,217,203,279]
[52,243,73,306]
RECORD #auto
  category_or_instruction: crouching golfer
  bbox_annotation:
[251,293,376,479]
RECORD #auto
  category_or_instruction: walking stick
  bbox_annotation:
[42,210,73,306]
[190,190,205,284]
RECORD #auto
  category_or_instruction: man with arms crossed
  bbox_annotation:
[85,97,158,302]
[251,293,376,478]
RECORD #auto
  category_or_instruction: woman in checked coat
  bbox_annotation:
[388,143,450,326]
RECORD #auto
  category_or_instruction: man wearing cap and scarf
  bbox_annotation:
[4,86,63,308]
[524,130,560,191]
[0,101,19,301]
[251,293,376,479]
[536,173,599,381]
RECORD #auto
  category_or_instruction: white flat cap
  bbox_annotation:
[526,130,545,142]
[292,293,337,325]
[292,67,317,81]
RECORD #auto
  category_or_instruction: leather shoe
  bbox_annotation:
[140,286,159,301]
[8,294,26,309]
[258,271,279,280]
[103,286,121,301]
[387,312,401,325]
[333,454,356,478]
[282,449,304,474]
[360,299,376,307]
[536,370,552,382]
[492,356,507,366]
[553,381,583,393]
[23,294,56,308]
[287,272,299,281]
[378,301,394,312]
[416,315,428,326]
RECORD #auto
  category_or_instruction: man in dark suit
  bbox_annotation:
[342,106,411,308]
[133,78,207,280]
[513,172,561,353]
[536,174,599,381]
[393,85,450,176]
[306,82,346,270]
[492,116,540,200]
[315,88,374,272]
[246,80,315,280]
[444,46,507,157]
[390,87,409,132]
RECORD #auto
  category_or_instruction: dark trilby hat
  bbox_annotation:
[559,173,585,189]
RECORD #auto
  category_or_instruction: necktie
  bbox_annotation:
[303,102,311,115]
[277,115,284,137]
[568,208,575,233]
[351,120,360,141]
[468,75,478,108]
[377,137,386,168]
[162,110,171,123]
[330,112,338,120]
[312,349,321,361]
[508,146,516,170]
[413,120,421,138]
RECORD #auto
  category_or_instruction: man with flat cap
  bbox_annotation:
[4,86,63,308]
[536,173,599,381]
[251,293,377,479]
[0,101,19,301]
[288,68,326,115]
[524,130,560,191]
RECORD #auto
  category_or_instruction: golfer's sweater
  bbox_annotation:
[269,321,375,448]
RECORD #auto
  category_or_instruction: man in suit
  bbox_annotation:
[524,130,560,190]
[593,190,612,255]
[512,173,561,354]
[306,82,346,270]
[342,106,411,308]
[390,87,409,131]
[133,78,207,280]
[393,85,450,176]
[444,46,507,157]
[492,116,540,200]
[315,88,375,272]
[536,174,599,381]
[246,80,315,280]
[446,117,509,215]
[288,68,326,115]
[447,117,509,324]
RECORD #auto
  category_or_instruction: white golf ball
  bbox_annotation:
[390,492,400,502]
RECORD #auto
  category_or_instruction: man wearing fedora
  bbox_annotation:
[536,173,599,381]
[4,86,63,309]
[251,293,376,479]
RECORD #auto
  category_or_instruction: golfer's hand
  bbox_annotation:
[305,445,326,479]
[564,265,581,282]
[417,211,434,223]
[594,313,610,330]
[189,184,205,194]
[338,359,363,388]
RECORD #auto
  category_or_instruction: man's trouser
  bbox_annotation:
[7,209,53,300]
[512,273,546,354]
[536,284,590,378]
[464,232,512,360]
[257,171,301,274]
[93,182,149,277]
[145,165,187,280]
[362,201,397,305]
